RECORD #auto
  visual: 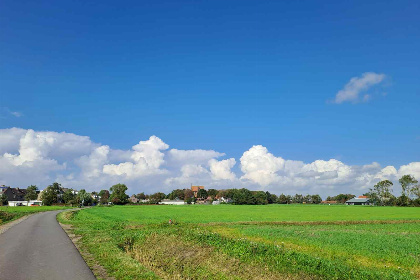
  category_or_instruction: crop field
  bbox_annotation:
[59,205,420,280]
[0,206,71,225]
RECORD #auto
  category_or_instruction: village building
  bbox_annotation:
[129,195,139,203]
[191,186,204,198]
[159,198,186,205]
[345,196,372,205]
[321,200,338,204]
[2,187,42,206]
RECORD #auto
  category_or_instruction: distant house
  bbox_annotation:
[345,196,372,205]
[191,186,204,198]
[159,198,186,205]
[321,200,338,204]
[129,195,139,203]
[2,187,43,206]
[212,197,232,205]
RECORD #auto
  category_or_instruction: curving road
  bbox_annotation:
[0,210,95,280]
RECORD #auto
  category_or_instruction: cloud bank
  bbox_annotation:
[332,72,386,104]
[1,128,419,198]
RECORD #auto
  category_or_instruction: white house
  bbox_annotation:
[8,200,43,207]
[159,199,186,205]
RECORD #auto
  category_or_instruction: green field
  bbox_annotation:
[59,205,420,280]
[0,206,71,225]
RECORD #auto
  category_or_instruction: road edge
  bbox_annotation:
[57,209,115,280]
[0,213,34,235]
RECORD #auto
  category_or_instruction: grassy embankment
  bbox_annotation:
[0,206,72,225]
[58,205,420,280]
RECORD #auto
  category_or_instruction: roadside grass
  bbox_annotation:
[59,205,420,279]
[0,206,72,225]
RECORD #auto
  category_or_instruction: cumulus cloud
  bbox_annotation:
[240,145,285,186]
[209,158,236,180]
[1,127,419,197]
[332,72,386,104]
[103,136,169,178]
[168,149,224,165]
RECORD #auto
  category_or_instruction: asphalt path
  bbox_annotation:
[0,210,96,280]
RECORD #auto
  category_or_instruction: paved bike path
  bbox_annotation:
[0,210,95,280]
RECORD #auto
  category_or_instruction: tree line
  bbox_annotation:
[1,174,418,206]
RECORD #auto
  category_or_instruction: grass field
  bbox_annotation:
[0,206,72,225]
[58,205,420,280]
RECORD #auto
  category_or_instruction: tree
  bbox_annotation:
[77,189,92,206]
[303,194,312,204]
[330,194,355,204]
[183,189,194,200]
[99,190,110,204]
[369,180,393,206]
[399,175,419,198]
[253,191,268,205]
[1,193,7,206]
[25,185,38,201]
[149,192,166,203]
[277,194,290,204]
[207,189,218,199]
[197,189,208,199]
[62,189,76,204]
[41,182,62,206]
[136,192,146,200]
[292,194,304,204]
[311,194,322,204]
[110,184,128,205]
[233,188,255,205]
[167,189,185,200]
[266,192,278,204]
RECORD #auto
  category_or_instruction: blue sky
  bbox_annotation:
[0,0,419,195]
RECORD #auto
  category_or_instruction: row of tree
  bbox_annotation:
[40,183,128,206]
[364,175,420,206]
[2,174,418,207]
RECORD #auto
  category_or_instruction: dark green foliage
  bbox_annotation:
[233,188,256,205]
[62,188,76,204]
[253,191,268,205]
[277,194,291,204]
[149,192,166,203]
[266,192,277,204]
[77,189,93,206]
[197,188,208,199]
[99,190,110,204]
[136,192,147,200]
[327,194,355,204]
[1,193,8,206]
[207,189,218,198]
[25,185,38,201]
[110,184,129,205]
[41,182,62,206]
[167,189,185,200]
[292,194,304,203]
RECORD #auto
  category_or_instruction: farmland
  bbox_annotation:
[0,206,71,225]
[59,205,420,280]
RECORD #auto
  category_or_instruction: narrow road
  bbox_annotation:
[0,210,96,280]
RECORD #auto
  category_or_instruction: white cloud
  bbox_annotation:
[1,127,419,197]
[209,158,236,180]
[103,136,169,178]
[240,145,285,186]
[398,162,420,179]
[168,149,224,165]
[332,72,386,104]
